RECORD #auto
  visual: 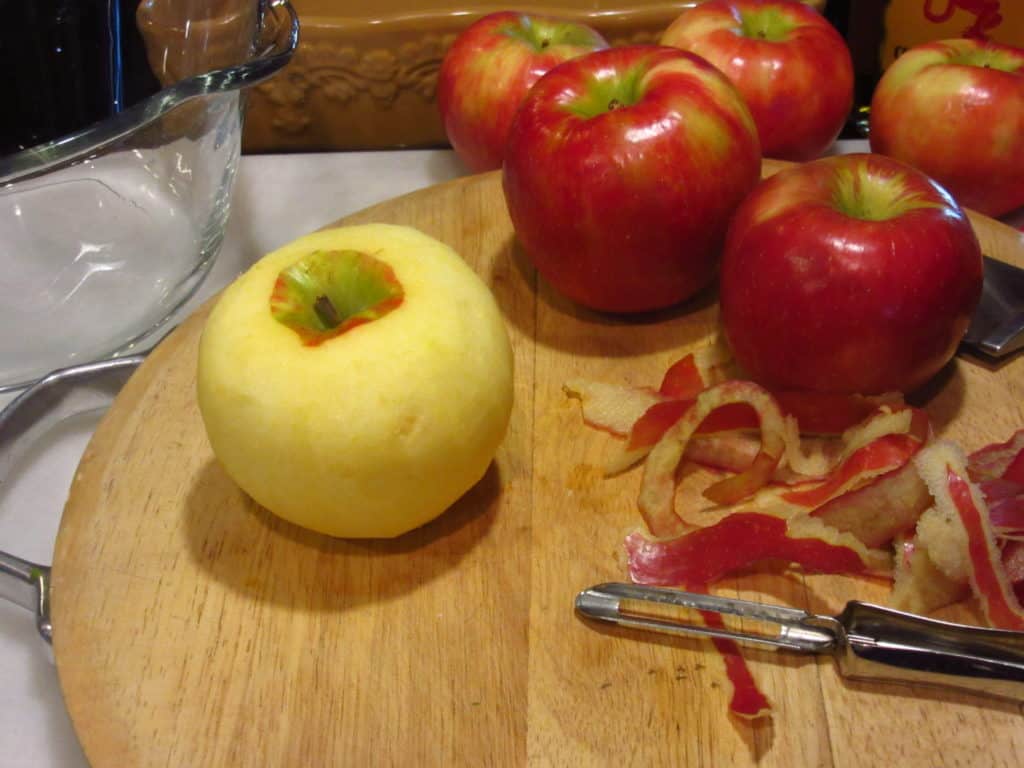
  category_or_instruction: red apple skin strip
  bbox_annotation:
[625,399,921,488]
[659,354,706,398]
[639,382,786,536]
[624,401,766,454]
[701,610,772,719]
[810,460,932,548]
[1004,449,1024,486]
[683,433,761,473]
[967,428,1024,483]
[945,468,1024,630]
[627,399,692,451]
[914,440,1024,630]
[781,434,922,508]
[625,512,887,586]
[626,393,901,455]
[563,380,665,437]
[988,490,1024,534]
[703,452,780,506]
[1005,541,1024,583]
[646,356,775,719]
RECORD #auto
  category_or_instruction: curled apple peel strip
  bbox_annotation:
[704,611,772,720]
[892,431,1024,614]
[625,511,891,586]
[639,381,788,537]
[904,440,1024,630]
[966,428,1024,483]
[566,358,1024,714]
[562,379,665,438]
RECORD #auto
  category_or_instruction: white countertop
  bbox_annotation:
[3,139,1020,766]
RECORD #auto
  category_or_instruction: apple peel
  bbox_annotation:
[967,428,1024,483]
[914,441,1024,631]
[625,512,890,587]
[563,379,665,438]
[639,382,787,537]
[566,356,1024,716]
[704,612,772,720]
[809,460,932,548]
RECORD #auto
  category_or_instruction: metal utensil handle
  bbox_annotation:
[837,602,1024,702]
[575,583,838,653]
[0,551,51,644]
[0,355,144,644]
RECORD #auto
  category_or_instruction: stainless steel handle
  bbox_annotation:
[0,355,144,645]
[836,602,1024,702]
[0,552,52,644]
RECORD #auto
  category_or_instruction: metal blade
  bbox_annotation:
[575,583,838,653]
[961,255,1024,359]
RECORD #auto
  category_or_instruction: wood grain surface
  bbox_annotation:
[51,161,1024,767]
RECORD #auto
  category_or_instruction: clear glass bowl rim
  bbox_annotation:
[0,0,299,186]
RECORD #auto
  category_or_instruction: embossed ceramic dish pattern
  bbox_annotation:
[242,1,823,152]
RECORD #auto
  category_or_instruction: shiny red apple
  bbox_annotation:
[436,11,608,173]
[661,0,853,161]
[502,45,761,313]
[870,38,1024,218]
[719,153,983,395]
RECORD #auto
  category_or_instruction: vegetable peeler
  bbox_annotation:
[575,582,1024,702]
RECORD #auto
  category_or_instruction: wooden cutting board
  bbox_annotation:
[51,161,1024,767]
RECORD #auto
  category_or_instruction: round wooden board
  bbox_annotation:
[52,162,1024,767]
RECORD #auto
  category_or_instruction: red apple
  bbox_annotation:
[661,0,853,161]
[437,11,608,173]
[502,45,761,313]
[719,153,983,395]
[870,38,1024,218]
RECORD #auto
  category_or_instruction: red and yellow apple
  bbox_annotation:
[437,11,608,173]
[870,38,1024,218]
[196,224,514,538]
[719,153,983,395]
[502,45,761,313]
[660,0,853,161]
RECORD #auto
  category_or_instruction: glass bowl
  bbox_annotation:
[0,0,298,391]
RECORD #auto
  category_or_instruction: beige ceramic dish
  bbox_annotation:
[240,0,824,152]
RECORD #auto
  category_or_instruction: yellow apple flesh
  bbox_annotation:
[196,223,514,537]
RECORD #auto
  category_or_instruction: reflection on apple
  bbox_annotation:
[197,224,514,538]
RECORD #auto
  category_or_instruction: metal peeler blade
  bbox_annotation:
[961,255,1024,359]
[575,583,1024,702]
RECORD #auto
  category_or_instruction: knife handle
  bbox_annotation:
[835,602,1024,702]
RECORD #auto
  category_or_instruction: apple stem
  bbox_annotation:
[608,98,622,111]
[314,295,340,328]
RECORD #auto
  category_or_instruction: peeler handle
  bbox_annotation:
[836,602,1024,702]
